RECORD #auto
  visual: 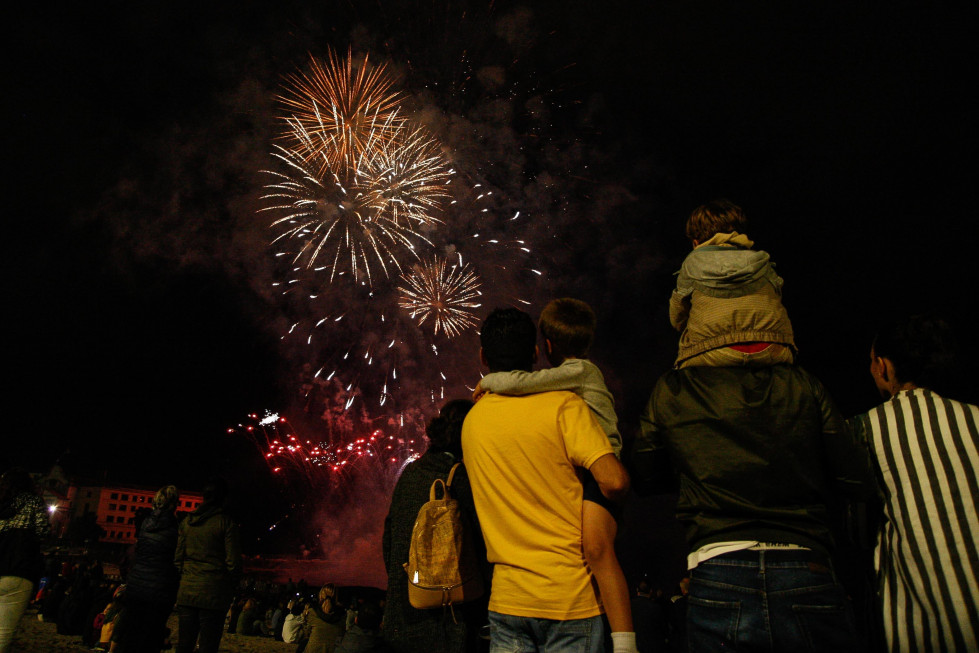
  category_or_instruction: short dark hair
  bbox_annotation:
[426,399,474,458]
[873,314,959,391]
[480,308,537,372]
[538,298,596,360]
[686,199,748,243]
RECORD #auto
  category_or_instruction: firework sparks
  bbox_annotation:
[261,120,452,286]
[398,257,482,338]
[229,406,424,491]
[278,50,404,174]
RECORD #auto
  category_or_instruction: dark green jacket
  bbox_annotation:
[174,504,241,610]
[633,364,875,556]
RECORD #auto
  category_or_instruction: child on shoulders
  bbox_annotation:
[671,199,796,368]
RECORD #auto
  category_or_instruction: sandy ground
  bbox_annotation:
[12,609,295,653]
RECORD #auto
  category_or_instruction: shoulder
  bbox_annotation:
[573,358,603,377]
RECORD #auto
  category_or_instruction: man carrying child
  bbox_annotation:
[474,299,636,652]
[463,307,631,653]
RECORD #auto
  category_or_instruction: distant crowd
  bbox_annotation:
[3,200,977,653]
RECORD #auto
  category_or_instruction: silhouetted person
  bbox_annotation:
[174,478,241,653]
[382,400,486,653]
[0,468,49,653]
[113,485,181,652]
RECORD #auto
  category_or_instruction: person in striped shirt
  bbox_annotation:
[854,314,978,652]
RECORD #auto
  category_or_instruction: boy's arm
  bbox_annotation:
[670,264,694,331]
[669,291,690,331]
[479,362,587,396]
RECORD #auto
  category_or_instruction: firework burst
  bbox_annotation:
[398,256,482,338]
[261,120,452,286]
[229,403,424,493]
[277,50,404,174]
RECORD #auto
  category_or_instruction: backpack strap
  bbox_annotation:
[429,463,462,501]
[445,462,462,489]
[429,477,448,501]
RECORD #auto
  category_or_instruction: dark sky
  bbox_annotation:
[10,2,978,496]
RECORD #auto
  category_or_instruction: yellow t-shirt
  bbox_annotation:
[461,391,614,619]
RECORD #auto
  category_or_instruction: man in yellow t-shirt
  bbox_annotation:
[462,307,630,652]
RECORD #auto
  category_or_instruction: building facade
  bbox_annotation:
[36,468,203,544]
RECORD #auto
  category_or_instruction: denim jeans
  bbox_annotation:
[687,549,858,652]
[488,611,604,653]
[0,576,34,653]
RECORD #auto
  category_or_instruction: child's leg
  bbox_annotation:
[582,499,636,651]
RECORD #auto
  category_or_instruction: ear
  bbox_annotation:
[879,356,896,383]
[545,339,553,357]
[479,347,488,368]
[534,344,539,365]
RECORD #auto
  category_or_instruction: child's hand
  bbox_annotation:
[472,381,487,402]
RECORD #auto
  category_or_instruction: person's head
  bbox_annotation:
[201,477,229,508]
[479,307,537,372]
[355,600,382,631]
[152,485,179,513]
[0,468,35,507]
[870,314,959,398]
[538,298,596,366]
[426,399,474,458]
[318,583,336,609]
[686,199,748,245]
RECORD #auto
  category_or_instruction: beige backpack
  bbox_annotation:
[403,463,484,615]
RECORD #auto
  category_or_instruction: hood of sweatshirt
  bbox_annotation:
[186,503,224,527]
[680,232,773,291]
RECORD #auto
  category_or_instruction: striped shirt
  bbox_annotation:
[855,389,979,652]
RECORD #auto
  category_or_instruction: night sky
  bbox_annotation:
[10,2,978,561]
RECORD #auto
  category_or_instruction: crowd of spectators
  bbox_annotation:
[25,559,389,652]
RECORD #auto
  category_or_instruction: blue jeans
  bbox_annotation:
[687,549,858,652]
[488,611,604,653]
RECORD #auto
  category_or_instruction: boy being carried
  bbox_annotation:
[671,199,796,368]
[473,298,634,653]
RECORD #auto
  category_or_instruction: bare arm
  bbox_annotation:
[589,453,630,502]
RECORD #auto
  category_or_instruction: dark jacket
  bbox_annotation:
[0,492,49,582]
[174,503,241,610]
[381,452,487,653]
[125,508,179,605]
[633,364,875,555]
